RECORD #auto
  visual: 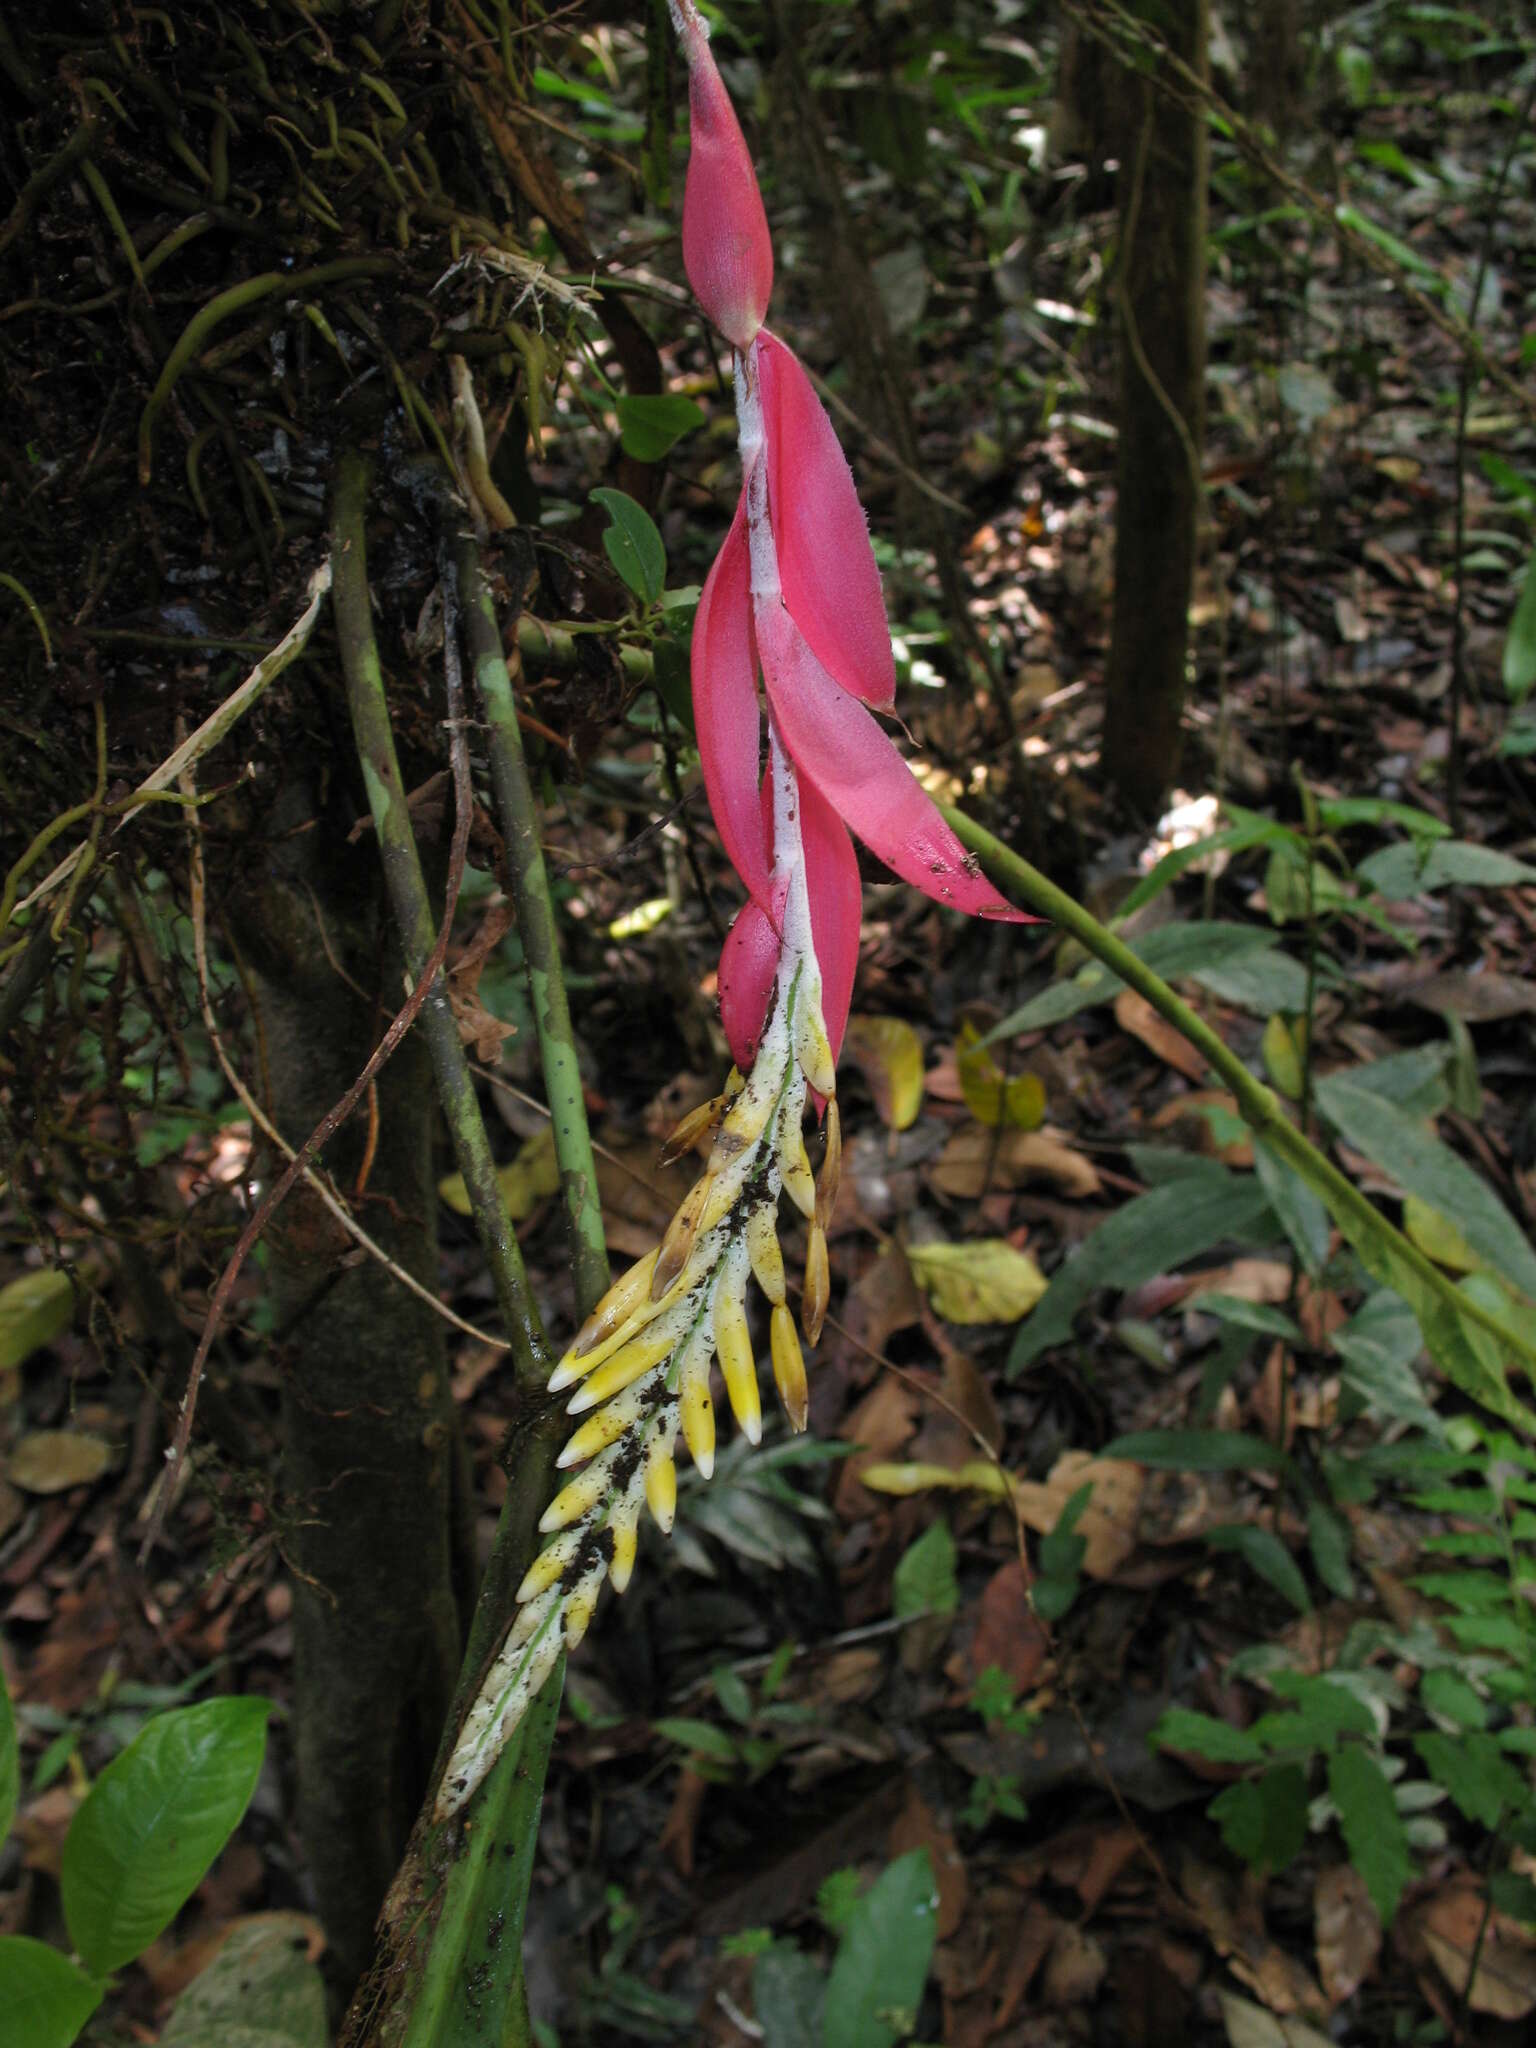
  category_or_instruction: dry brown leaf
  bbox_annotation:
[1314,1863,1380,2006]
[1011,1451,1143,1578]
[1042,1922,1108,2007]
[842,1244,923,1356]
[1417,1885,1536,2020]
[1187,1258,1293,1306]
[1114,989,1208,1081]
[940,1348,1003,1454]
[932,1124,1102,1200]
[965,1561,1050,1694]
[834,1375,921,1518]
[888,1785,967,1940]
[1149,1090,1254,1167]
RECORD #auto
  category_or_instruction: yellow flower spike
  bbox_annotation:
[539,1458,611,1533]
[657,1091,729,1168]
[717,1057,784,1155]
[816,1098,842,1231]
[780,1121,816,1219]
[745,1203,786,1306]
[678,1348,716,1479]
[802,1220,830,1347]
[652,1175,712,1300]
[565,1311,688,1416]
[645,1432,678,1533]
[557,1371,661,1467]
[719,1330,762,1445]
[516,1529,580,1604]
[507,1584,559,1654]
[795,995,837,1100]
[565,1249,661,1367]
[608,1513,639,1595]
[562,1566,605,1648]
[770,1301,809,1432]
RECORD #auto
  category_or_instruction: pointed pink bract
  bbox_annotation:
[756,331,895,710]
[756,598,1031,925]
[692,489,775,919]
[717,899,780,1069]
[673,1,772,350]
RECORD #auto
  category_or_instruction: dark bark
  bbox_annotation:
[1101,0,1210,820]
[228,785,472,1989]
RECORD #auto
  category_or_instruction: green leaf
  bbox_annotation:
[1102,1429,1291,1475]
[61,1697,272,1976]
[711,1665,754,1727]
[1335,202,1444,288]
[1252,1673,1376,1752]
[1306,1499,1355,1600]
[1413,1732,1526,1831]
[615,393,707,462]
[1209,1764,1308,1874]
[1329,1291,1441,1434]
[1357,839,1536,898]
[1009,1169,1271,1371]
[589,487,666,606]
[892,1519,959,1620]
[1328,1745,1411,1928]
[1420,1668,1487,1730]
[1150,1707,1265,1766]
[162,1914,327,2048]
[820,1849,937,2048]
[1254,1140,1332,1280]
[0,1659,17,1843]
[652,1717,740,1765]
[1504,542,1536,702]
[817,1868,864,1936]
[1206,1525,1311,1613]
[754,1942,826,2048]
[1197,1294,1303,1341]
[989,922,1290,1039]
[0,1268,74,1371]
[1117,817,1296,919]
[1315,1075,1536,1303]
[0,1936,103,2048]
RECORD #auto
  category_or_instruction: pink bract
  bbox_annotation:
[691,491,776,920]
[672,0,773,350]
[757,331,895,710]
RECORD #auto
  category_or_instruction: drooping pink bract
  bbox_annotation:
[672,0,773,351]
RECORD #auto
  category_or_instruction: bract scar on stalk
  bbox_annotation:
[437,0,1032,1820]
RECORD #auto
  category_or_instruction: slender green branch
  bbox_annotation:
[331,449,547,1382]
[454,534,610,1316]
[942,802,1536,1394]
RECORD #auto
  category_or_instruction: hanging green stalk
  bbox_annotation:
[453,534,610,1316]
[941,802,1536,1425]
[331,449,546,1382]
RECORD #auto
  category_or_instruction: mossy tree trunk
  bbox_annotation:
[1101,0,1210,819]
[229,779,474,1990]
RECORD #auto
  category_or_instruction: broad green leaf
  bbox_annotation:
[1315,797,1449,838]
[754,1942,826,2048]
[1328,1745,1410,1928]
[907,1239,1046,1324]
[1315,1075,1536,1303]
[989,923,1286,1040]
[1254,1140,1331,1280]
[1420,1668,1487,1730]
[1010,1170,1271,1371]
[842,1016,925,1130]
[62,1696,272,1976]
[0,1659,17,1842]
[1117,818,1296,919]
[1504,542,1536,701]
[0,1936,103,2048]
[1329,1291,1440,1434]
[615,392,706,462]
[652,1717,740,1765]
[1329,1045,1449,1116]
[1210,1764,1308,1874]
[1151,1707,1265,1766]
[820,1849,937,2048]
[1305,1499,1355,1600]
[891,1519,958,1620]
[1103,1429,1290,1474]
[589,487,665,606]
[1206,1525,1311,1613]
[1335,202,1444,288]
[1413,1731,1526,1831]
[162,1914,326,2048]
[1402,1195,1484,1273]
[711,1665,754,1727]
[0,1268,74,1371]
[1196,1294,1303,1341]
[1356,839,1536,898]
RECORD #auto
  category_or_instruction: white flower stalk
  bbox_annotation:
[436,756,840,1818]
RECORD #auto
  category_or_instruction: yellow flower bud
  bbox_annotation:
[816,1098,842,1231]
[745,1202,786,1306]
[562,1250,660,1370]
[802,1221,829,1347]
[608,1512,639,1595]
[645,1432,678,1533]
[770,1301,808,1432]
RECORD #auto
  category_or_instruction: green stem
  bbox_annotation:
[941,802,1536,1386]
[454,535,610,1317]
[331,449,546,1382]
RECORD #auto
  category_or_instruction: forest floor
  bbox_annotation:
[4,24,1536,2048]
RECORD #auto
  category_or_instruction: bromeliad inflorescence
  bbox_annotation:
[437,0,1027,1819]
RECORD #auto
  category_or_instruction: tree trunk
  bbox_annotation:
[1101,0,1209,819]
[229,781,473,1989]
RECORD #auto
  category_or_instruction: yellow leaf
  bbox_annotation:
[843,1016,925,1130]
[956,1021,1045,1129]
[438,1126,559,1219]
[0,1268,74,1372]
[1403,1195,1484,1274]
[608,896,674,940]
[907,1239,1047,1324]
[9,1430,115,1494]
[1261,1014,1307,1100]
